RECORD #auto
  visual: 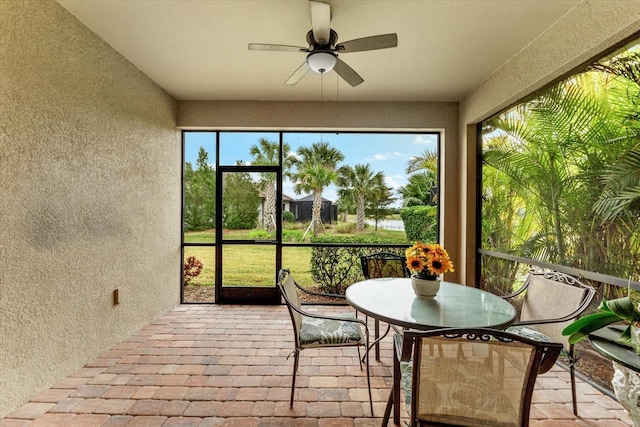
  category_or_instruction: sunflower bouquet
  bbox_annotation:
[405,242,455,279]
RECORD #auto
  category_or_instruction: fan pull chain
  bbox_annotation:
[320,72,324,142]
[335,70,339,124]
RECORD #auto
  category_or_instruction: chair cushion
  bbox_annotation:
[400,360,413,413]
[300,316,364,347]
[507,325,569,357]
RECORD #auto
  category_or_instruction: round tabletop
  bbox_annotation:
[345,277,517,330]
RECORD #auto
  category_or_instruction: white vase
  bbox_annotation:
[411,275,440,297]
[631,322,640,355]
[611,361,640,427]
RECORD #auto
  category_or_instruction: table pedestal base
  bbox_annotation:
[612,361,640,427]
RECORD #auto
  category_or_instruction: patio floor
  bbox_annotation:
[1,304,633,426]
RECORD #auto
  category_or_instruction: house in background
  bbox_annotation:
[282,194,294,215]
[293,195,338,224]
[258,193,296,228]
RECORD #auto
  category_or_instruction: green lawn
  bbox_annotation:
[184,244,314,287]
[183,222,408,288]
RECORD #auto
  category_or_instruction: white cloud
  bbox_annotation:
[385,176,398,188]
[385,175,406,191]
[414,135,432,144]
[323,188,338,203]
[366,152,403,162]
[282,181,296,198]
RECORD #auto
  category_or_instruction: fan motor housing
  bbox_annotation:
[306,29,338,49]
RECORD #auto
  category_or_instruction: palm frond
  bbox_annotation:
[594,146,640,221]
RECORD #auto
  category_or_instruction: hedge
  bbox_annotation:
[309,235,407,294]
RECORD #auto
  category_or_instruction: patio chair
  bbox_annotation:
[360,252,410,360]
[501,270,596,416]
[276,269,374,415]
[383,328,563,427]
[360,251,410,280]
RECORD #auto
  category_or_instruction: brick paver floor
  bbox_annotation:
[1,304,633,426]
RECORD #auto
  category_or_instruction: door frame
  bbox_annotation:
[215,164,283,304]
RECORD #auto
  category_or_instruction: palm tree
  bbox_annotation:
[402,148,438,207]
[405,149,438,175]
[337,164,385,231]
[249,138,292,234]
[590,52,640,222]
[290,142,344,237]
[483,74,633,271]
[336,192,356,223]
[397,171,437,207]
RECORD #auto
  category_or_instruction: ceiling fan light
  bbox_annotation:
[307,51,337,73]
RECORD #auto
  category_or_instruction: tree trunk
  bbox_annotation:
[552,196,566,262]
[356,194,365,231]
[549,157,566,262]
[264,182,276,234]
[312,191,323,237]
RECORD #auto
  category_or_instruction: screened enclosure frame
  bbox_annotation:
[181,130,442,304]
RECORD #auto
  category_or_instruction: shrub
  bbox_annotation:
[246,229,303,242]
[183,256,204,286]
[335,222,356,234]
[284,221,305,230]
[283,229,303,242]
[282,211,296,223]
[248,229,272,240]
[309,235,407,294]
[400,205,437,242]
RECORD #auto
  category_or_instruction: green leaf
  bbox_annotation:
[614,325,632,347]
[602,297,636,321]
[561,312,623,344]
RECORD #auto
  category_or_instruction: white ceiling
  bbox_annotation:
[57,0,580,102]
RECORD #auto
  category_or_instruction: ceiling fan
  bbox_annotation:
[248,0,397,87]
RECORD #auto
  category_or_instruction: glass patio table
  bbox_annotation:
[345,277,516,331]
[345,277,517,425]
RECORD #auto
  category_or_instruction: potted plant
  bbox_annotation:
[562,295,640,352]
[405,242,454,297]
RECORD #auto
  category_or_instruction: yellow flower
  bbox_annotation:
[406,255,426,272]
[405,241,455,276]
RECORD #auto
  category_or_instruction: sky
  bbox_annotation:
[184,131,438,208]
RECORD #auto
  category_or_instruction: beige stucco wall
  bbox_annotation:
[0,0,180,417]
[178,100,461,278]
[458,1,640,284]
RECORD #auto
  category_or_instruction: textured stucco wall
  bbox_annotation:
[458,1,640,284]
[0,0,180,417]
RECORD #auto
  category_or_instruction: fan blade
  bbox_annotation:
[248,43,307,52]
[309,1,331,45]
[336,33,398,53]
[284,61,311,86]
[334,58,364,87]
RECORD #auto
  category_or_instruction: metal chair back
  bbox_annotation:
[360,252,410,279]
[402,328,562,427]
